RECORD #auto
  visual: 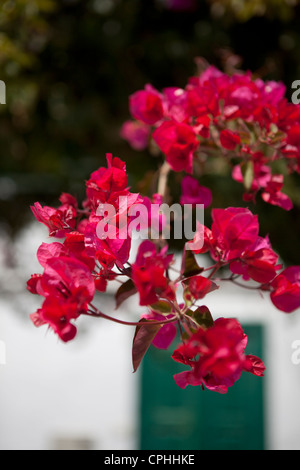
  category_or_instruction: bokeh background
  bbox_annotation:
[1,0,300,262]
[1,0,300,451]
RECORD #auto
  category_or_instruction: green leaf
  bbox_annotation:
[115,279,137,309]
[181,245,204,279]
[132,320,162,373]
[186,305,214,330]
[150,300,172,315]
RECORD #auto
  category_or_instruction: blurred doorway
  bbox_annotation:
[140,324,265,450]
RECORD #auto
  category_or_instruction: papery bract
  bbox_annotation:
[120,120,150,150]
[220,129,241,150]
[31,297,78,343]
[210,207,259,260]
[270,267,300,313]
[185,275,218,300]
[38,256,95,305]
[85,219,132,271]
[141,311,177,350]
[188,207,280,284]
[131,240,175,306]
[31,198,77,238]
[28,256,95,342]
[162,87,188,122]
[129,85,164,126]
[261,175,293,211]
[172,317,265,393]
[229,235,281,284]
[180,175,212,207]
[153,120,199,173]
[85,154,128,208]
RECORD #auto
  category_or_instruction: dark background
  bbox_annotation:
[0,0,300,264]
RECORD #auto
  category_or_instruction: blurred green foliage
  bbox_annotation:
[0,0,299,264]
[208,0,299,22]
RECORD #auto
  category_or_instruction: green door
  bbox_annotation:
[140,324,265,450]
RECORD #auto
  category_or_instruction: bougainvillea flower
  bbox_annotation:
[223,74,261,120]
[232,162,272,199]
[188,207,280,284]
[255,79,286,107]
[86,153,128,207]
[261,175,293,211]
[84,219,132,270]
[194,114,211,139]
[27,274,43,295]
[31,297,79,343]
[184,275,218,301]
[36,242,68,267]
[153,120,199,173]
[28,256,95,341]
[131,240,175,306]
[232,162,293,210]
[162,87,188,122]
[180,175,212,207]
[63,232,95,270]
[172,317,265,393]
[186,82,220,119]
[229,236,281,284]
[120,120,150,150]
[38,256,95,306]
[220,129,241,150]
[129,85,164,125]
[189,207,259,260]
[210,207,259,260]
[31,195,77,238]
[270,266,300,313]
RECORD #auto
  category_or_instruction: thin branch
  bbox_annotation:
[86,304,177,327]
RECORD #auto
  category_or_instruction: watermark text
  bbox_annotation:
[0,80,6,105]
[291,80,300,105]
[95,198,205,250]
[0,340,6,365]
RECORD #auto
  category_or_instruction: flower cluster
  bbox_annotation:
[187,206,300,314]
[28,62,300,395]
[122,64,300,210]
[28,154,142,341]
[172,317,265,393]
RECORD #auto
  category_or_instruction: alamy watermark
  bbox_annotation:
[291,81,300,105]
[95,198,205,250]
[0,340,6,365]
[291,340,300,365]
[0,80,6,105]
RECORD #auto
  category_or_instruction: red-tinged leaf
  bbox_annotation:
[182,275,219,302]
[115,279,137,309]
[132,320,162,372]
[150,300,172,315]
[186,305,214,330]
[181,244,204,279]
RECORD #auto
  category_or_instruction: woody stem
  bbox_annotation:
[157,161,171,200]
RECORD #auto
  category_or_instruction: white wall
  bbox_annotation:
[1,223,300,450]
[204,281,300,450]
